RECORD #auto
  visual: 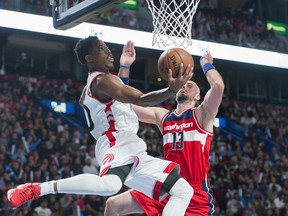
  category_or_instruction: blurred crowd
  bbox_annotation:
[0,0,287,53]
[0,74,288,216]
[1,1,288,215]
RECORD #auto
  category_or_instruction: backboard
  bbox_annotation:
[51,0,127,30]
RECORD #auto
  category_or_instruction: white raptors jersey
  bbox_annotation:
[83,71,139,140]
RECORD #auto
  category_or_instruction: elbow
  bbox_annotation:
[212,81,225,94]
[134,95,154,107]
[129,99,148,107]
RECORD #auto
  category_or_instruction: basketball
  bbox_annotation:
[157,48,194,81]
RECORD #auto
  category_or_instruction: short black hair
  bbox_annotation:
[74,36,99,66]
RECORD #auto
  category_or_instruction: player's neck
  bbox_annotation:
[176,101,195,114]
[89,66,109,73]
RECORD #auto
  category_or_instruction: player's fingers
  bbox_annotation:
[130,42,135,56]
[184,65,193,80]
[127,41,132,53]
[189,69,194,79]
[167,69,173,80]
[183,64,193,76]
[128,41,135,56]
[127,40,132,51]
[178,63,184,76]
[124,41,131,53]
[122,44,127,54]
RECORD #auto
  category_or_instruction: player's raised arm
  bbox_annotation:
[118,40,135,84]
[198,51,224,121]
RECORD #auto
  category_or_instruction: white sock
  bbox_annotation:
[56,174,122,196]
[162,178,194,216]
[40,180,56,196]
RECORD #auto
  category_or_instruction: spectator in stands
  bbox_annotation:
[1,48,288,215]
[51,201,64,216]
[83,195,104,215]
[82,156,99,175]
[34,198,52,216]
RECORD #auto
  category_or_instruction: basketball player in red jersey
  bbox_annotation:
[104,51,224,216]
[7,37,194,216]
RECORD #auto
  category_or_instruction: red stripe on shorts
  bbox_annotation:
[99,165,111,177]
[152,162,178,201]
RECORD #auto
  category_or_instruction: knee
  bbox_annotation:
[106,196,118,208]
[105,197,119,216]
[182,181,194,200]
[105,183,122,196]
[101,175,123,196]
[170,178,194,200]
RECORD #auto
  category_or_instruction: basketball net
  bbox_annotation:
[146,0,200,48]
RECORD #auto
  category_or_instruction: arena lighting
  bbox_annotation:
[1,9,288,69]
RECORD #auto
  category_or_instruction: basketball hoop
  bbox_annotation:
[146,0,200,48]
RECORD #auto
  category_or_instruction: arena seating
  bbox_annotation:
[1,75,288,215]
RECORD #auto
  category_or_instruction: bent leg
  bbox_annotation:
[104,191,144,216]
[56,174,123,196]
[163,178,194,216]
[54,164,132,196]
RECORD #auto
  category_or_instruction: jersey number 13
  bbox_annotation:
[172,131,184,150]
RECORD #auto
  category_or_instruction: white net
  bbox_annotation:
[146,0,201,48]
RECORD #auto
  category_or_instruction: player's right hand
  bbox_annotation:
[167,63,193,93]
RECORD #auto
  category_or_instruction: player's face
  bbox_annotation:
[90,40,114,71]
[176,81,200,103]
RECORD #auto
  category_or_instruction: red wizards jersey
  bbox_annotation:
[131,108,215,215]
[161,108,213,183]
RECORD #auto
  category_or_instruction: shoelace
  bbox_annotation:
[17,185,35,203]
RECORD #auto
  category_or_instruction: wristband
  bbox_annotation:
[120,65,129,69]
[120,77,129,85]
[202,63,216,76]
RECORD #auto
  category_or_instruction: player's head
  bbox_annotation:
[74,36,114,71]
[176,80,200,104]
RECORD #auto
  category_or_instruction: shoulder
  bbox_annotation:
[194,103,206,119]
[161,109,176,122]
[194,104,214,132]
[92,72,115,83]
[91,73,119,93]
[154,107,170,116]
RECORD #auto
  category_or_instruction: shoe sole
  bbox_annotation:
[7,189,17,209]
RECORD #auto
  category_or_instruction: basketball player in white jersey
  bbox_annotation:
[104,51,224,216]
[7,37,194,216]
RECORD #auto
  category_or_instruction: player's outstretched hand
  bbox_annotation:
[200,51,213,67]
[120,40,136,67]
[167,63,193,93]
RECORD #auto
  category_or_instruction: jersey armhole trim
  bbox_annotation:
[160,110,171,134]
[87,73,113,105]
[193,109,213,135]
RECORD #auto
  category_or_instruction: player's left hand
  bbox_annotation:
[200,51,213,67]
[167,63,193,93]
[119,40,136,67]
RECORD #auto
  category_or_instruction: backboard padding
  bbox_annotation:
[52,0,127,30]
